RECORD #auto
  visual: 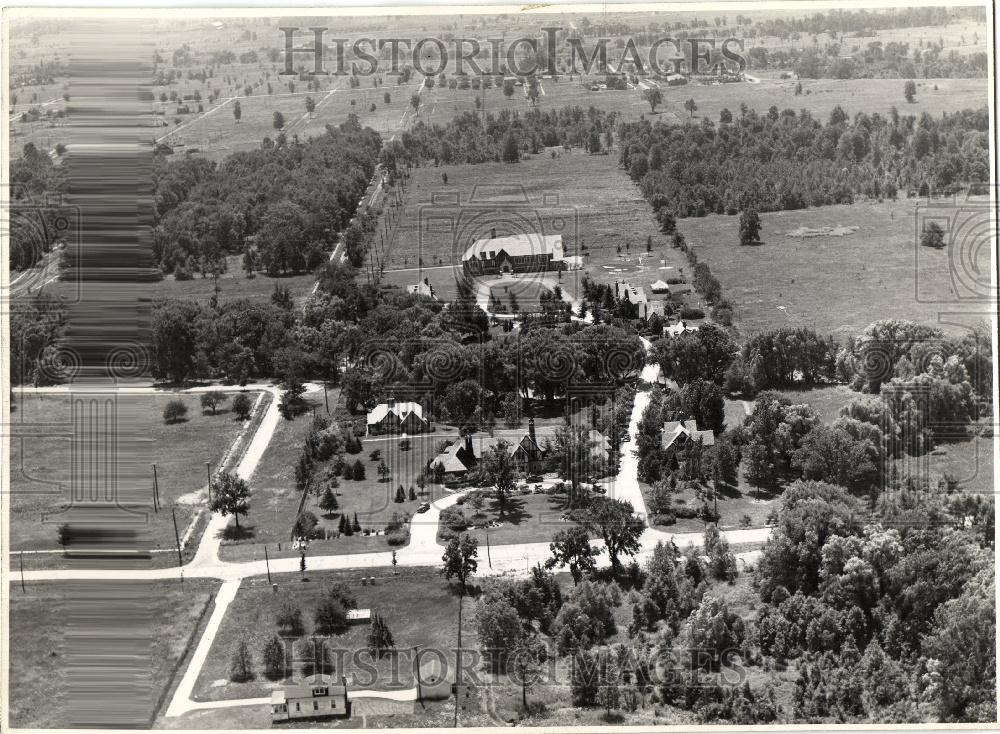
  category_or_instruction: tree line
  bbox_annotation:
[621,105,989,219]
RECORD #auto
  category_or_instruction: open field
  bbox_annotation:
[676,198,993,337]
[10,391,256,557]
[412,75,987,130]
[36,255,318,307]
[9,578,220,729]
[191,568,478,702]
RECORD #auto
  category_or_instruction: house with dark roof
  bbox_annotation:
[431,419,610,477]
[366,400,428,435]
[662,419,716,450]
[461,231,565,277]
[615,280,664,321]
[271,675,349,722]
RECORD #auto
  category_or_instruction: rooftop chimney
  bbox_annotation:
[490,227,496,239]
[528,417,537,446]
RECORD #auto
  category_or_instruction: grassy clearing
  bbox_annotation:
[414,75,986,131]
[444,489,594,547]
[677,199,991,337]
[897,428,995,497]
[773,385,857,423]
[218,396,324,551]
[10,391,255,557]
[191,568,478,702]
[8,578,220,729]
[41,255,317,307]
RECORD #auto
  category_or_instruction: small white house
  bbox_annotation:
[271,675,349,722]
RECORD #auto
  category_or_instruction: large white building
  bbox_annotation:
[462,232,565,276]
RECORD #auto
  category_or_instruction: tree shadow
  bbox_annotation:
[220,523,256,541]
[492,495,530,526]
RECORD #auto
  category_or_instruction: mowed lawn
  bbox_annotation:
[41,256,317,307]
[191,568,478,702]
[8,578,220,729]
[445,489,596,547]
[676,199,992,337]
[9,391,254,555]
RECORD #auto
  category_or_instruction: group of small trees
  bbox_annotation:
[164,392,253,423]
[233,585,396,682]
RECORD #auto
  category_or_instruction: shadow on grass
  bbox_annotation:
[221,524,256,542]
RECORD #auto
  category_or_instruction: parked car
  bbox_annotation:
[416,502,431,513]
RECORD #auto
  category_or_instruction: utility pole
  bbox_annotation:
[454,590,462,727]
[20,552,25,592]
[152,463,160,512]
[323,382,330,414]
[486,532,492,569]
[171,507,183,573]
[206,462,213,505]
[264,545,272,584]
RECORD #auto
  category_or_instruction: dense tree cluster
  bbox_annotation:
[392,107,616,165]
[9,294,66,386]
[621,106,989,218]
[725,328,837,395]
[152,118,381,274]
[753,480,995,723]
[9,143,70,271]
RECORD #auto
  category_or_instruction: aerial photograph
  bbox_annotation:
[3,2,996,730]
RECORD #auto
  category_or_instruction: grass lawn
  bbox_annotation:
[10,391,256,558]
[191,568,479,702]
[773,385,857,423]
[898,428,996,497]
[676,199,992,337]
[445,489,595,546]
[644,461,779,534]
[8,578,220,728]
[40,255,317,307]
[218,395,325,551]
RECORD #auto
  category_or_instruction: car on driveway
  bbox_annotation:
[416,502,431,513]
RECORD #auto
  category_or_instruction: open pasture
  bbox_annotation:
[9,578,220,729]
[413,74,986,131]
[676,198,992,337]
[10,391,256,559]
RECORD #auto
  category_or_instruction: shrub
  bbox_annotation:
[293,510,319,539]
[679,305,705,320]
[231,393,254,420]
[163,399,188,424]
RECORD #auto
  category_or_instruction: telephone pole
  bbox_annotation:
[206,462,213,504]
[152,463,160,512]
[171,507,183,573]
